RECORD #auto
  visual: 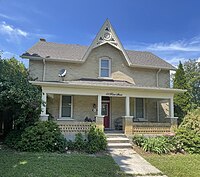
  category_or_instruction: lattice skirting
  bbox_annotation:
[133,123,171,134]
[57,122,94,134]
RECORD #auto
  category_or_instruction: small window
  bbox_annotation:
[136,98,144,118]
[61,95,72,118]
[100,58,111,77]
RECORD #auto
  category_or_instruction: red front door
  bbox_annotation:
[102,102,110,128]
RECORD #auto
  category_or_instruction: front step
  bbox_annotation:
[107,143,132,148]
[105,132,132,149]
[107,137,130,144]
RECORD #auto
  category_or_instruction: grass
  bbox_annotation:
[134,146,200,177]
[0,147,123,177]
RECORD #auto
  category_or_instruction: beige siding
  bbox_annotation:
[47,95,97,121]
[158,70,170,88]
[73,95,97,121]
[146,99,157,122]
[29,44,170,88]
[29,60,43,80]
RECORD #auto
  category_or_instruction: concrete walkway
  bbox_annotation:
[108,148,167,177]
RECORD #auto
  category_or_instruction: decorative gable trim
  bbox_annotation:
[82,19,132,65]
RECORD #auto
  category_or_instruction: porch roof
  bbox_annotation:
[30,80,185,94]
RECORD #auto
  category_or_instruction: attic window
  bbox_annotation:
[99,58,111,77]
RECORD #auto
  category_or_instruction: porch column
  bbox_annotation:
[169,97,178,131]
[169,97,174,117]
[123,96,133,136]
[96,95,104,131]
[40,91,49,121]
[125,96,130,116]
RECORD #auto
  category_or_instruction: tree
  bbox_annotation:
[173,61,192,123]
[184,59,200,108]
[0,58,42,135]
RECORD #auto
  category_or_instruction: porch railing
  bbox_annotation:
[132,122,171,134]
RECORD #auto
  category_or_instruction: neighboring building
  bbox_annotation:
[21,19,184,137]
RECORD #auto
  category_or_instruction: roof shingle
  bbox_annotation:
[22,41,175,70]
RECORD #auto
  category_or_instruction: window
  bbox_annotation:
[100,58,111,77]
[136,98,144,118]
[60,95,72,118]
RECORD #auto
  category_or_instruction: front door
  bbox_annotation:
[102,102,110,128]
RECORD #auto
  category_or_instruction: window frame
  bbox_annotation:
[134,98,146,121]
[99,57,111,78]
[59,95,73,119]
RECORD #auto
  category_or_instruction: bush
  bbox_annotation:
[4,130,23,149]
[66,126,107,154]
[133,135,175,154]
[18,121,66,152]
[86,126,107,153]
[176,108,200,154]
[74,133,87,151]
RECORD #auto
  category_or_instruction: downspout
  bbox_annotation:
[42,59,46,81]
[156,68,161,87]
[156,68,161,122]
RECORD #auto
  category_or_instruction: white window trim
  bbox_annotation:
[59,95,73,119]
[134,98,147,121]
[99,57,111,78]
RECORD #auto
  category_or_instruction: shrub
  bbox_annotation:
[66,126,107,154]
[176,108,200,154]
[66,133,87,151]
[133,135,175,154]
[86,126,107,153]
[4,130,23,149]
[18,121,66,152]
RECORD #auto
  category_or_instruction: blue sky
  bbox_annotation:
[0,0,200,67]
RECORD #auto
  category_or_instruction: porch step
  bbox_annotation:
[107,137,130,144]
[105,133,127,138]
[107,143,132,149]
[105,132,132,149]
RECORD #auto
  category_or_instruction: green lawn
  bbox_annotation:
[135,147,200,177]
[0,147,123,177]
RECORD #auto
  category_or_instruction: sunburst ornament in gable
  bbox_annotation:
[97,25,118,47]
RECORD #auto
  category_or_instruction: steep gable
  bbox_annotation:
[82,19,131,65]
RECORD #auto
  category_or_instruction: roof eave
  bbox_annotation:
[130,64,176,70]
[30,81,186,93]
[21,55,84,63]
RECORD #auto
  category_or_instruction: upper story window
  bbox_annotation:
[99,58,111,77]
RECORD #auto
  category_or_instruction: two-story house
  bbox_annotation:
[21,19,184,137]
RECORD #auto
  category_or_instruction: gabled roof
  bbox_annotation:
[82,19,132,65]
[21,19,176,70]
[22,40,175,70]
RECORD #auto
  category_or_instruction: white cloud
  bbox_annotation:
[124,35,200,66]
[0,21,28,37]
[146,36,200,52]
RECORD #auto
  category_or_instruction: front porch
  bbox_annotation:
[44,94,176,138]
[34,80,180,138]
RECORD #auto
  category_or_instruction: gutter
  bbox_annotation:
[29,81,186,94]
[156,68,161,87]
